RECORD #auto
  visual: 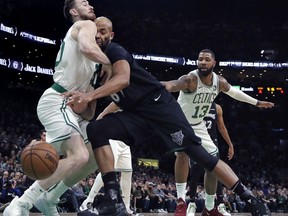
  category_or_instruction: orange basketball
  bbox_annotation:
[21,141,59,180]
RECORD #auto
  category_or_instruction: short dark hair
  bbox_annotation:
[63,0,75,22]
[199,49,215,60]
[40,129,46,136]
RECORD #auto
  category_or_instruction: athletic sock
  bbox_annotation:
[176,182,187,201]
[87,172,104,201]
[120,171,132,210]
[18,181,45,205]
[205,193,216,211]
[46,181,69,201]
[102,171,119,190]
[231,180,248,198]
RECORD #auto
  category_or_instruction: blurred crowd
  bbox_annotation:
[0,78,287,213]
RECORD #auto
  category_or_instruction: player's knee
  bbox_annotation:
[204,155,218,171]
[87,121,110,150]
[184,144,219,172]
[72,148,89,169]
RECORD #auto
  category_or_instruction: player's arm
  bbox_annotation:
[72,20,110,65]
[160,74,196,92]
[64,59,130,104]
[215,104,234,160]
[89,60,130,101]
[219,76,274,108]
[97,102,120,120]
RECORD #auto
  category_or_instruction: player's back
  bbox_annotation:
[105,42,164,109]
[53,23,97,92]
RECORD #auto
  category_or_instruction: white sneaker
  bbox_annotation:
[0,202,10,211]
[186,202,197,216]
[218,203,231,216]
[3,196,31,216]
[79,198,94,211]
[126,208,134,214]
[34,192,60,216]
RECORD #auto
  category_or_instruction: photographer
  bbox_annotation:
[1,170,22,204]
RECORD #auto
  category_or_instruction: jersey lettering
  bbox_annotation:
[191,105,210,119]
[192,92,217,104]
[111,91,125,103]
[204,120,212,129]
[55,41,65,67]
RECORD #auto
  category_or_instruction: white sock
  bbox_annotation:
[120,171,132,211]
[176,182,187,201]
[87,172,104,201]
[205,193,216,211]
[18,181,45,205]
[46,181,69,201]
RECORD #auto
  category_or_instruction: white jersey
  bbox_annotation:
[37,22,99,153]
[53,22,98,92]
[177,70,220,125]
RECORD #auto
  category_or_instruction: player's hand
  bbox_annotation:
[256,101,274,108]
[160,81,173,92]
[227,145,234,160]
[62,91,93,105]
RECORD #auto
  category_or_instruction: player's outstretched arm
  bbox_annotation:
[220,76,274,108]
[160,74,194,92]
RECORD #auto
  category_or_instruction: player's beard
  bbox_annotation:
[81,13,96,21]
[98,39,111,51]
[198,67,213,77]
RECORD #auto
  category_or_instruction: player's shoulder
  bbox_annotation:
[106,42,129,57]
[216,74,230,91]
[73,20,95,29]
[186,70,198,82]
[107,42,125,50]
[216,74,229,85]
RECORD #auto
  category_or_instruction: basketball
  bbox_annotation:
[21,141,59,180]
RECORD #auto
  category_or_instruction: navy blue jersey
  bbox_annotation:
[204,102,218,142]
[105,42,163,110]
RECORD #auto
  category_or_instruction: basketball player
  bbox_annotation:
[64,18,273,216]
[161,49,274,216]
[3,0,111,216]
[186,102,233,216]
[79,139,133,214]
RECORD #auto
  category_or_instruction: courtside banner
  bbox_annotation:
[0,22,17,36]
[137,158,159,169]
[0,55,54,75]
[133,53,185,65]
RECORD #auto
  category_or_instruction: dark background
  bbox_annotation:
[0,0,287,177]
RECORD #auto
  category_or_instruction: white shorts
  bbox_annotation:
[193,121,218,156]
[37,87,89,154]
[109,140,132,172]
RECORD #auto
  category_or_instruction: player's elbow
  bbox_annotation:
[79,46,94,57]
[119,78,130,89]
